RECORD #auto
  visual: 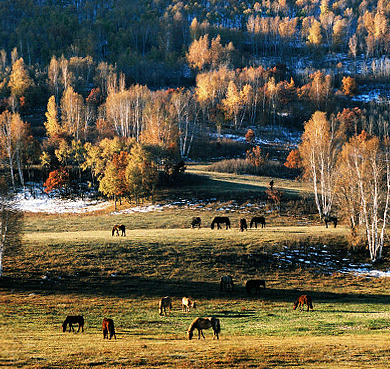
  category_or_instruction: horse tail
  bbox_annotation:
[211,220,215,229]
[213,318,221,334]
[293,299,299,310]
[112,227,116,236]
[308,296,314,310]
[226,218,231,228]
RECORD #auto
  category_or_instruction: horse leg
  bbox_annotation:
[200,329,205,339]
[213,329,219,339]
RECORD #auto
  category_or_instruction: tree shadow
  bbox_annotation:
[2,275,390,308]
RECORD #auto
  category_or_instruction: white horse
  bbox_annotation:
[182,297,196,312]
[220,275,234,292]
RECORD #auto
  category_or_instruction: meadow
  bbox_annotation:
[1,169,390,368]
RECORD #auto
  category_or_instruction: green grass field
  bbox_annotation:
[1,170,390,368]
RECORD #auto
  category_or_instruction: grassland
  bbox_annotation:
[1,169,390,368]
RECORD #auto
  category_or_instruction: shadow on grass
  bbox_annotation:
[167,172,304,202]
[2,275,390,307]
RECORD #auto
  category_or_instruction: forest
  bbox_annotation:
[1,0,390,256]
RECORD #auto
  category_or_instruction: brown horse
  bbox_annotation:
[250,216,265,228]
[62,315,84,333]
[220,275,234,292]
[187,317,220,340]
[211,216,231,229]
[182,297,196,312]
[293,295,314,311]
[245,279,266,295]
[239,218,248,232]
[191,217,201,228]
[112,224,126,236]
[102,318,116,339]
[159,296,172,316]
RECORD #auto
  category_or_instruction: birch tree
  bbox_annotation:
[0,111,29,190]
[337,131,390,262]
[299,111,342,217]
[0,177,23,277]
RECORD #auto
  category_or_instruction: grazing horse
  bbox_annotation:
[211,216,231,230]
[62,315,84,333]
[324,215,337,228]
[112,224,126,236]
[159,296,172,316]
[293,295,314,311]
[220,275,234,292]
[250,216,266,228]
[245,279,266,295]
[239,218,248,232]
[191,217,201,229]
[182,297,196,312]
[102,318,116,340]
[187,317,220,340]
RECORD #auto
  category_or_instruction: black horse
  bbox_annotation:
[211,216,231,230]
[62,315,84,333]
[250,216,265,228]
[245,279,266,295]
[324,215,337,228]
[239,218,247,232]
[112,224,126,236]
[191,217,201,228]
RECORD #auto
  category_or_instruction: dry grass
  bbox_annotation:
[2,168,390,367]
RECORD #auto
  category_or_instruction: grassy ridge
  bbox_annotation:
[2,171,390,367]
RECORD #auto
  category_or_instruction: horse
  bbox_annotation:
[102,318,116,340]
[250,216,266,228]
[62,315,84,333]
[220,275,234,292]
[245,279,266,295]
[293,295,314,311]
[191,217,201,229]
[239,218,248,232]
[112,224,126,236]
[182,297,196,312]
[187,317,220,340]
[324,215,337,228]
[159,296,172,316]
[211,216,231,230]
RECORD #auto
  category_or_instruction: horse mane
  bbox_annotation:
[188,317,199,332]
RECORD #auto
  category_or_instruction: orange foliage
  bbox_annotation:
[284,149,302,169]
[43,167,69,194]
[246,146,267,167]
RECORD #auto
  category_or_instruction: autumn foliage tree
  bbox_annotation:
[299,111,342,217]
[336,131,390,262]
[43,167,70,195]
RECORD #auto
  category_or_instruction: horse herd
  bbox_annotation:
[112,214,337,238]
[61,278,312,341]
[198,216,266,231]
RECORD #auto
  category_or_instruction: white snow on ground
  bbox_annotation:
[15,190,111,214]
[350,269,390,278]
